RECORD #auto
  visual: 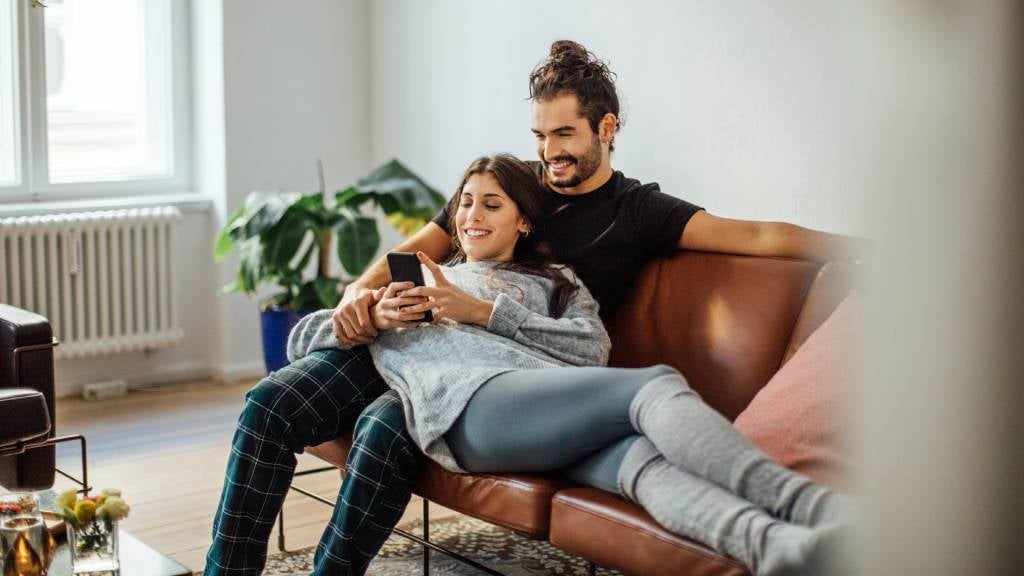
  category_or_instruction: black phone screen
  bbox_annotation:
[386,252,433,322]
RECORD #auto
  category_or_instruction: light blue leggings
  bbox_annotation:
[444,365,675,493]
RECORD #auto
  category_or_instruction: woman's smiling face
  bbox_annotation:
[454,173,530,263]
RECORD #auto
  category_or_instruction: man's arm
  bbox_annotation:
[678,211,864,263]
[333,222,452,344]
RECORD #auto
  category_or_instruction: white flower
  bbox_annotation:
[97,496,130,522]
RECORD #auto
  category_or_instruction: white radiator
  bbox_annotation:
[0,207,184,359]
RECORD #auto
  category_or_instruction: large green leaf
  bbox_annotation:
[334,213,380,277]
[312,277,341,309]
[339,159,446,219]
[214,204,247,260]
[293,277,340,311]
[292,238,318,276]
[262,212,311,272]
[289,192,329,226]
[219,237,263,295]
[235,191,305,241]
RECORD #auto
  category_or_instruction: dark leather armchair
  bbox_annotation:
[0,304,59,490]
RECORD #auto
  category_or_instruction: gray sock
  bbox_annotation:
[629,372,854,527]
[617,438,828,576]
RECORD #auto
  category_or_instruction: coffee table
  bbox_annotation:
[47,531,191,576]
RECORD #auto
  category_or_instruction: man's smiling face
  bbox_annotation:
[531,94,606,194]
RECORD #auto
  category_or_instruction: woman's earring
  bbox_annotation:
[522,229,531,237]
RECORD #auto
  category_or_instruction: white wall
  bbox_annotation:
[370,0,866,234]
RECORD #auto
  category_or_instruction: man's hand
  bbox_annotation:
[332,285,379,345]
[402,252,494,327]
[371,282,429,330]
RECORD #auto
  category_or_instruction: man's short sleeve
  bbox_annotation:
[431,204,452,234]
[633,185,703,255]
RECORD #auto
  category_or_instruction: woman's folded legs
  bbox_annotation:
[618,438,850,576]
[444,364,856,574]
[627,370,854,527]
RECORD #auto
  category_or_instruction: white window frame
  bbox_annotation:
[1,0,192,204]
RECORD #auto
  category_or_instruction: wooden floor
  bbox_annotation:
[6,379,459,573]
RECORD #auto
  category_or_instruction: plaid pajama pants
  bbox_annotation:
[204,347,423,576]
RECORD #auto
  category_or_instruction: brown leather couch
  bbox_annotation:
[308,250,856,575]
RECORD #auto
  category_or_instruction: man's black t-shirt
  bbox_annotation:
[432,163,703,322]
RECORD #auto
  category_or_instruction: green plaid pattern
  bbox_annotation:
[204,347,422,576]
[313,389,420,574]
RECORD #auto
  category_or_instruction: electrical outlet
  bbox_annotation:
[82,379,128,401]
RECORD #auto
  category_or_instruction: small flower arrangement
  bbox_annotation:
[56,488,130,558]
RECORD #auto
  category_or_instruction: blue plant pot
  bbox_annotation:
[260,307,313,374]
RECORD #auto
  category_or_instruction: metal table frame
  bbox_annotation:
[2,336,93,496]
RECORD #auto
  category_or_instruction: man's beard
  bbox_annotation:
[545,134,602,189]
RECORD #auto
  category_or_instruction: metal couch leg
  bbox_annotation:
[423,498,430,575]
[589,561,597,575]
[277,508,286,551]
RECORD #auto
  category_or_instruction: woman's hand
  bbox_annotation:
[402,252,494,327]
[371,281,430,330]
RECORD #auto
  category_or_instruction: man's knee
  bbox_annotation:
[353,392,412,449]
[244,348,380,413]
[242,375,288,417]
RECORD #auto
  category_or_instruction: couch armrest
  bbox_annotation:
[0,304,57,490]
[0,389,51,450]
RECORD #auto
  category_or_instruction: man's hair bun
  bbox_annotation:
[548,40,589,63]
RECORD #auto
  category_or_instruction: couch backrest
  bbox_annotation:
[607,251,819,421]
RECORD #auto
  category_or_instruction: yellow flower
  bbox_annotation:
[74,500,97,524]
[97,497,130,522]
[101,488,121,498]
[56,489,78,510]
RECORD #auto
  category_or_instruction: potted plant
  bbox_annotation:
[214,159,445,372]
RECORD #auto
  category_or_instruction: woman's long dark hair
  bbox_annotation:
[446,154,579,317]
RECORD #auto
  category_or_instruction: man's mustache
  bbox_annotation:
[545,155,577,165]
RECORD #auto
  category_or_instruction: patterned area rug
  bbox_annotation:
[261,515,621,575]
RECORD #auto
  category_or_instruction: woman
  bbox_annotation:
[289,154,853,576]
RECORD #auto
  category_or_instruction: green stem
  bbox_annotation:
[318,229,332,279]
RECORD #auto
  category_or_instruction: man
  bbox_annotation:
[206,40,859,575]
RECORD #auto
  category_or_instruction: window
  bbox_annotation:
[0,0,190,202]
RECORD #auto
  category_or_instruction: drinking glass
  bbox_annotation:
[0,493,54,576]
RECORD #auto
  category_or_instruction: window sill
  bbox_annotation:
[0,191,213,217]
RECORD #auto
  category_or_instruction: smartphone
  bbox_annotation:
[386,252,433,322]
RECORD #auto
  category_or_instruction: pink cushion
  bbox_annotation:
[733,292,861,489]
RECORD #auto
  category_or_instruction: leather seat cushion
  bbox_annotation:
[0,389,51,448]
[308,435,573,538]
[550,487,750,576]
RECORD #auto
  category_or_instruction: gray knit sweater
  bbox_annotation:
[286,261,611,472]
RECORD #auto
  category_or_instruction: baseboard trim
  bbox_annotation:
[54,360,266,398]
[212,361,267,384]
